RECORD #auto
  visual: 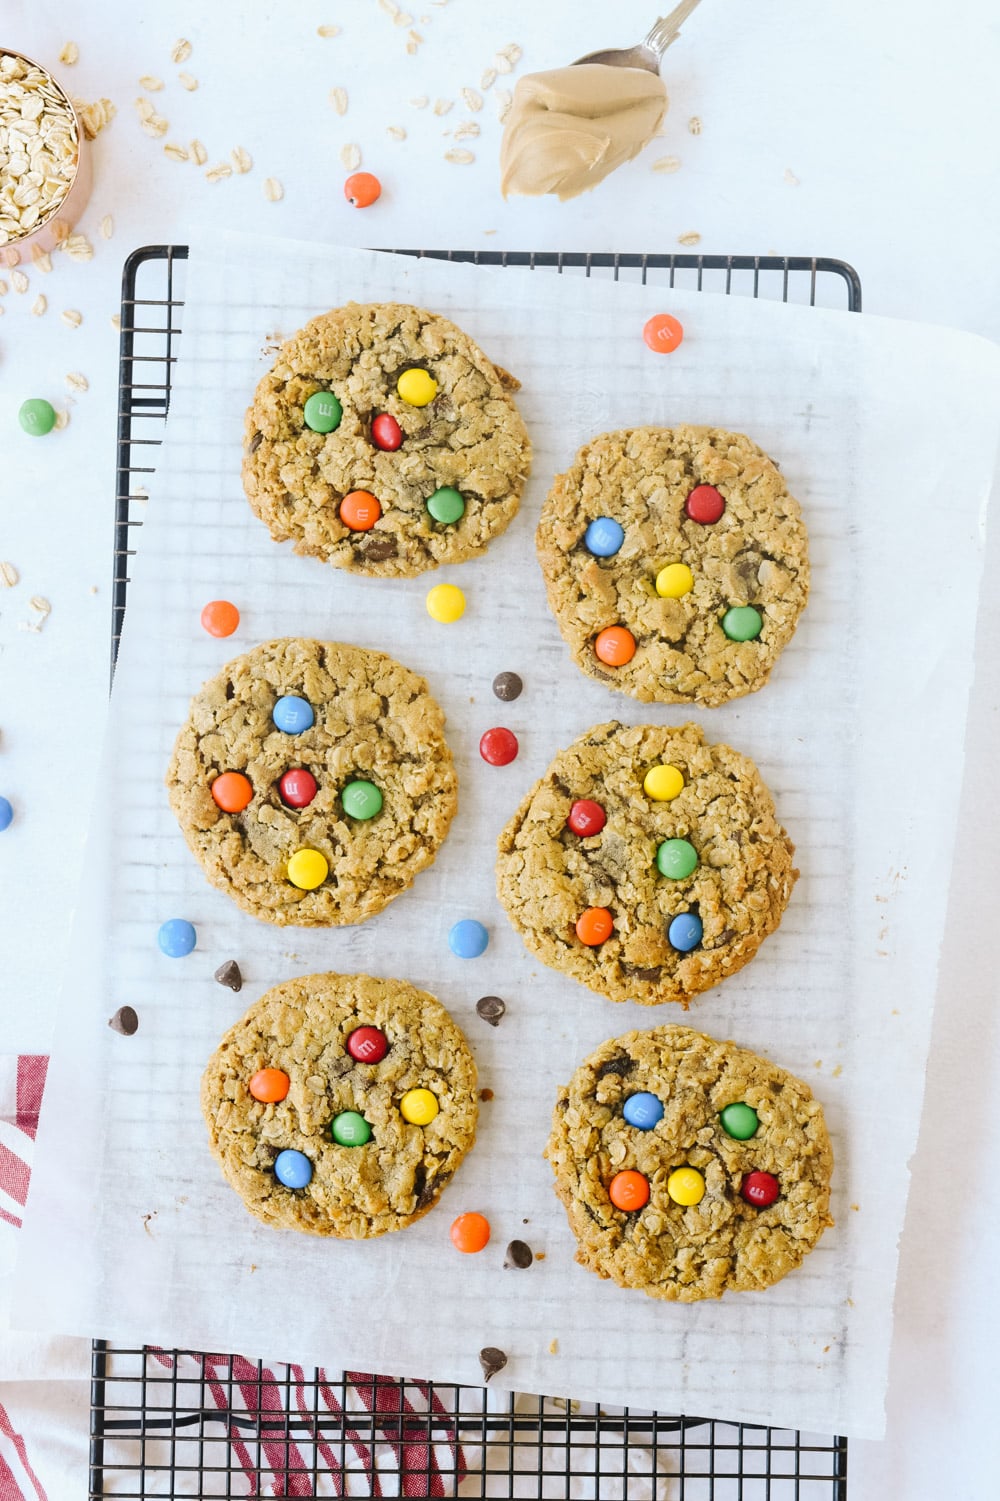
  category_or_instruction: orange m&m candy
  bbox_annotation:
[576,907,613,946]
[211,772,253,813]
[450,1211,491,1254]
[340,490,382,531]
[594,626,636,667]
[643,313,684,354]
[344,172,382,208]
[201,599,240,637]
[609,1170,650,1212]
[249,1068,290,1103]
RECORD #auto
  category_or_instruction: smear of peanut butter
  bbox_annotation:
[500,64,667,201]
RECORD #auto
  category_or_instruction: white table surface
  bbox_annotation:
[1,0,998,1494]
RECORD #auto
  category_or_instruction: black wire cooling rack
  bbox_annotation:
[94,246,859,1500]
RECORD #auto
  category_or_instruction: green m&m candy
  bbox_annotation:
[656,838,698,880]
[19,398,56,437]
[426,486,465,525]
[331,1110,372,1146]
[341,779,383,820]
[303,391,343,433]
[720,1102,759,1140]
[721,605,763,642]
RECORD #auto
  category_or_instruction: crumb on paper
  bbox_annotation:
[677,231,702,247]
[409,96,429,109]
[813,1060,822,1070]
[445,149,475,164]
[138,74,164,91]
[205,162,232,183]
[142,1211,157,1236]
[231,146,253,174]
[0,562,19,588]
[281,951,302,962]
[850,1203,859,1212]
[688,115,702,135]
[263,177,284,202]
[483,228,497,235]
[100,214,114,239]
[190,140,207,166]
[832,1064,843,1078]
[339,143,361,170]
[178,73,198,92]
[329,86,348,115]
[317,24,341,37]
[163,143,189,162]
[111,312,121,331]
[89,585,98,595]
[479,1088,494,1102]
[784,167,801,186]
[547,1339,559,1355]
[59,41,79,65]
[652,155,681,174]
[534,1251,546,1261]
[171,39,192,64]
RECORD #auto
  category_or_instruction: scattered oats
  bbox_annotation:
[62,233,93,261]
[89,585,98,595]
[317,24,341,37]
[548,1339,559,1356]
[22,596,52,632]
[78,97,116,139]
[141,114,169,138]
[480,67,497,90]
[61,308,82,327]
[0,56,92,234]
[231,145,252,173]
[100,214,114,240]
[53,407,69,429]
[688,115,702,135]
[11,270,28,294]
[59,42,79,65]
[386,125,407,140]
[163,142,189,162]
[329,86,348,115]
[445,148,475,164]
[189,139,207,166]
[110,312,121,331]
[134,94,155,121]
[500,43,522,64]
[452,120,480,142]
[0,562,19,588]
[49,219,70,245]
[31,247,52,272]
[677,231,702,246]
[461,88,483,112]
[170,39,192,64]
[494,52,513,74]
[31,294,47,316]
[433,98,453,116]
[263,176,284,202]
[378,0,400,15]
[408,30,424,44]
[495,89,512,122]
[410,95,429,108]
[178,72,198,91]
[139,75,164,91]
[784,167,801,186]
[339,143,361,170]
[394,11,414,26]
[652,155,681,173]
[205,162,233,183]
[0,280,6,295]
[0,304,5,316]
[1,248,21,268]
[483,228,497,235]
[66,371,88,393]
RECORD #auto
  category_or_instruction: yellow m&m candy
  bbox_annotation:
[400,1087,439,1125]
[426,584,466,623]
[667,1166,705,1206]
[287,849,329,890]
[397,368,437,407]
[655,563,694,599]
[643,764,684,801]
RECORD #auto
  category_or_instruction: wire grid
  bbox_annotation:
[95,245,858,1499]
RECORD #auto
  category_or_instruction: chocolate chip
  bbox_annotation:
[716,928,736,945]
[476,995,506,1027]
[108,1006,139,1036]
[249,431,263,452]
[492,671,522,702]
[504,1239,532,1269]
[597,1054,633,1079]
[362,537,398,561]
[479,1347,507,1383]
[214,960,243,992]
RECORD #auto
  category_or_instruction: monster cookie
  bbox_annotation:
[166,638,457,926]
[536,426,809,706]
[242,302,532,578]
[546,1024,833,1301]
[201,973,478,1237]
[496,721,796,1005]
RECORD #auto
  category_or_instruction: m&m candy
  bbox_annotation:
[667,1166,705,1206]
[668,911,703,952]
[426,583,465,623]
[200,599,240,637]
[347,1026,388,1064]
[594,626,636,667]
[0,797,12,832]
[332,1110,372,1146]
[211,772,253,813]
[642,313,684,354]
[18,398,56,436]
[287,849,328,890]
[279,768,318,808]
[720,1102,759,1140]
[656,838,698,880]
[273,695,315,734]
[341,779,382,819]
[426,486,465,524]
[643,764,684,801]
[655,563,694,599]
[275,1149,312,1188]
[480,727,518,766]
[303,391,342,433]
[722,606,763,642]
[400,1088,439,1125]
[449,919,489,958]
[340,490,381,530]
[344,171,382,207]
[576,907,613,946]
[609,1170,649,1212]
[742,1171,780,1207]
[584,517,625,557]
[623,1092,664,1131]
[450,1211,491,1253]
[249,1068,290,1103]
[397,368,437,406]
[157,918,196,958]
[567,799,606,837]
[372,413,403,450]
[685,485,725,525]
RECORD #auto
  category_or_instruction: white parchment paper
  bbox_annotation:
[15,231,1000,1439]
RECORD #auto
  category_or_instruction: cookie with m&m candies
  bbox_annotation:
[546,1024,833,1301]
[535,425,809,706]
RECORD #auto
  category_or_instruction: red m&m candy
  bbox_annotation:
[685,485,725,525]
[372,414,403,451]
[567,800,606,837]
[480,727,518,766]
[347,1026,388,1064]
[741,1171,780,1208]
[279,768,318,808]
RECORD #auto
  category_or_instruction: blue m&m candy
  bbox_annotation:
[157,918,196,957]
[623,1092,665,1131]
[584,517,625,558]
[449,919,489,959]
[668,912,703,952]
[274,1149,313,1188]
[273,695,315,734]
[0,796,13,832]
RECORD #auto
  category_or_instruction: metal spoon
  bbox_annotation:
[573,0,704,73]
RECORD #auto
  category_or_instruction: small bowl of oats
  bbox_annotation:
[0,49,92,254]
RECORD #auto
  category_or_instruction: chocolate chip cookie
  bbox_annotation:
[166,638,458,926]
[495,721,796,1005]
[536,426,809,705]
[201,973,479,1238]
[242,302,532,577]
[546,1024,833,1301]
